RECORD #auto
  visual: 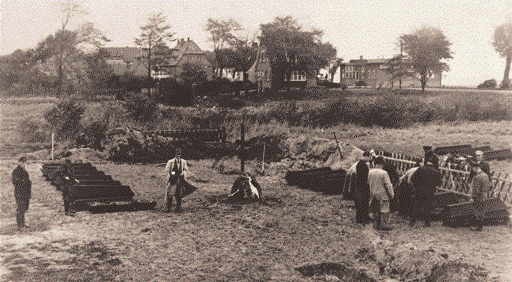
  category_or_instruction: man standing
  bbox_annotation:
[409,159,442,227]
[12,157,32,231]
[55,158,79,216]
[368,156,394,231]
[352,151,372,225]
[470,162,492,231]
[165,148,189,213]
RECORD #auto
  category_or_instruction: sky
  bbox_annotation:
[2,0,512,87]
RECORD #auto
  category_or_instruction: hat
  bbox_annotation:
[362,151,371,157]
[475,150,484,156]
[18,156,27,162]
[423,145,433,151]
[374,156,384,165]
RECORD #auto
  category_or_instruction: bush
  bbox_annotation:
[355,80,367,87]
[17,117,50,143]
[82,120,109,150]
[157,78,194,107]
[44,100,86,140]
[123,92,159,123]
[477,79,497,89]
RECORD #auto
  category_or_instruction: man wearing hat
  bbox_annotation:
[164,148,189,213]
[409,158,442,227]
[368,156,394,230]
[12,156,32,231]
[470,162,492,231]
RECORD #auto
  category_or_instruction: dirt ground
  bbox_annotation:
[1,157,511,281]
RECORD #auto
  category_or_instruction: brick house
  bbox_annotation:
[248,44,318,91]
[339,56,442,88]
[102,38,213,80]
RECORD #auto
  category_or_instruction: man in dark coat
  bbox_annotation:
[55,158,79,216]
[470,162,492,231]
[409,159,442,227]
[352,151,372,224]
[12,157,32,231]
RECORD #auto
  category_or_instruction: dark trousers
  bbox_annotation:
[355,194,371,224]
[410,195,433,224]
[15,197,30,229]
[62,185,77,215]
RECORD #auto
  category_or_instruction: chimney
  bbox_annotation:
[360,55,363,60]
[187,37,190,41]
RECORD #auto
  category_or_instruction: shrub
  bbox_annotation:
[44,100,86,140]
[82,120,109,150]
[17,117,50,143]
[157,79,195,107]
[477,79,497,89]
[123,92,159,123]
[355,80,367,87]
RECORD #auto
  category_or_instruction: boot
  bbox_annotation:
[165,197,173,213]
[377,213,393,231]
[17,213,24,230]
[374,213,381,229]
[175,197,182,213]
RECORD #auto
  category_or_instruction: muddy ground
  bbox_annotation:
[1,155,511,281]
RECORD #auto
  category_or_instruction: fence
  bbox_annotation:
[375,150,512,205]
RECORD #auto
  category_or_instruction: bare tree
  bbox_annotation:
[493,22,512,88]
[205,18,242,77]
[135,11,175,94]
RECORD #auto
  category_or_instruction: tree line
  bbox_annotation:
[1,0,511,99]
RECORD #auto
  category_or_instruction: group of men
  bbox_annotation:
[349,147,493,231]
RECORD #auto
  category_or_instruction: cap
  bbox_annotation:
[423,145,433,151]
[362,151,371,157]
[18,156,27,162]
[374,156,384,164]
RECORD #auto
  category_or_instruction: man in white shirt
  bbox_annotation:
[164,148,189,213]
[368,156,394,231]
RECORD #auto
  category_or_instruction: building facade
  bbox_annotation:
[247,45,318,91]
[340,56,442,88]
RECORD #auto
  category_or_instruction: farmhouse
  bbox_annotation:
[247,44,318,91]
[328,56,443,88]
[102,38,213,80]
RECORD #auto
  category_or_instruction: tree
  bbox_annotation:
[492,22,512,88]
[205,18,242,77]
[399,26,452,93]
[34,23,109,96]
[259,16,336,90]
[135,11,176,94]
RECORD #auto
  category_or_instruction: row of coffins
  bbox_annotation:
[41,161,156,213]
[285,167,509,226]
[285,167,347,195]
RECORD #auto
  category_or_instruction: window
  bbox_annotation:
[290,70,306,81]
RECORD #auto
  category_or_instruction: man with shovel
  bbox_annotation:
[165,148,196,213]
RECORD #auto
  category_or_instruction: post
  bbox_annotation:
[51,133,55,160]
[261,141,266,174]
[240,122,245,173]
[333,132,344,159]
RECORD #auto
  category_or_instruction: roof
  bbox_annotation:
[102,47,144,61]
[348,58,390,65]
[167,38,208,66]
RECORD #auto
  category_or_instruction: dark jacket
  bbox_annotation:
[410,165,442,198]
[12,165,32,199]
[352,160,370,199]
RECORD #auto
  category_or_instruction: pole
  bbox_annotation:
[333,132,344,159]
[51,133,55,160]
[240,122,245,173]
[261,141,266,174]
